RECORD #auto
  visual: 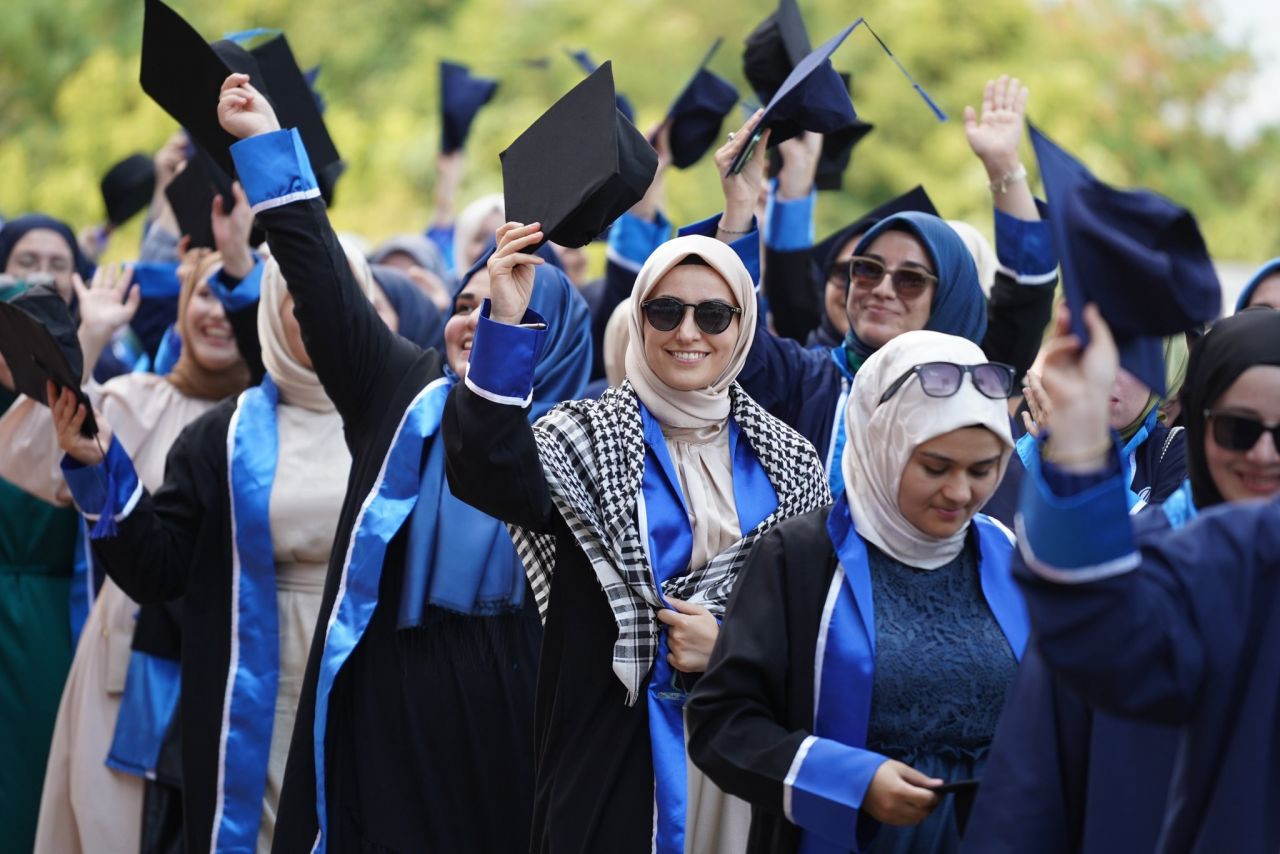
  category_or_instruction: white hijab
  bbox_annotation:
[258,242,375,412]
[841,330,1013,569]
[623,235,757,429]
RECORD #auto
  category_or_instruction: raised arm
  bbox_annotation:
[217,73,418,433]
[760,133,823,343]
[209,181,265,384]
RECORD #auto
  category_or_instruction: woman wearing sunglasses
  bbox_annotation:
[444,225,830,854]
[687,330,1029,854]
[966,306,1280,854]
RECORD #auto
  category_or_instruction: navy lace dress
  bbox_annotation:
[864,540,1018,853]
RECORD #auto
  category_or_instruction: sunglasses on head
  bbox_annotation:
[847,255,938,301]
[879,361,1016,405]
[1204,410,1280,451]
[641,297,742,335]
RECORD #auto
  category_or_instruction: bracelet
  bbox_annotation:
[716,218,753,235]
[988,164,1028,195]
[1042,436,1112,466]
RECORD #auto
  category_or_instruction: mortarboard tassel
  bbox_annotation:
[860,21,949,122]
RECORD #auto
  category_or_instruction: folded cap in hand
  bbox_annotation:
[440,61,500,154]
[0,284,95,435]
[665,39,740,170]
[101,154,156,227]
[742,0,811,103]
[566,48,636,124]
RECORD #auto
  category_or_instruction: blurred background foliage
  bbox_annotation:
[2,0,1277,263]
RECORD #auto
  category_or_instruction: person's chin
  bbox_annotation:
[852,319,899,350]
[447,348,471,376]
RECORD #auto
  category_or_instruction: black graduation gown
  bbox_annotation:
[443,383,659,854]
[249,195,540,853]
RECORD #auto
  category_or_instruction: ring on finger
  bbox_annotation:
[727,131,736,141]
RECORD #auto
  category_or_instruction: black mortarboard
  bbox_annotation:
[101,154,156,227]
[566,49,636,124]
[140,0,241,179]
[743,0,811,103]
[440,61,500,154]
[500,62,658,249]
[665,40,740,170]
[164,155,219,249]
[812,185,938,272]
[1029,122,1221,394]
[766,73,874,191]
[0,285,95,435]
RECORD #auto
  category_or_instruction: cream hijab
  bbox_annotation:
[623,235,757,429]
[842,331,1013,569]
[258,242,375,412]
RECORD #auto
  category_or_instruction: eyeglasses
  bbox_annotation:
[641,297,742,335]
[879,361,1016,405]
[1204,410,1280,452]
[847,256,938,301]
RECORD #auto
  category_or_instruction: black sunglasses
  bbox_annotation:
[879,361,1016,405]
[847,255,938,300]
[641,297,742,335]
[1204,410,1280,452]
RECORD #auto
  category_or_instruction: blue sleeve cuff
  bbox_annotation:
[1015,436,1138,583]
[764,180,816,251]
[786,736,884,849]
[61,437,143,531]
[130,262,181,300]
[426,225,456,273]
[463,300,548,407]
[229,129,320,214]
[678,213,761,285]
[207,259,263,312]
[994,207,1057,284]
[606,210,673,273]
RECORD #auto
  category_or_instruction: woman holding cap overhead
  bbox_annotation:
[444,223,830,853]
[203,72,594,853]
[966,306,1280,854]
[1005,303,1280,853]
[685,330,1029,854]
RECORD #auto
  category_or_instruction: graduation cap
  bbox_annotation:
[440,61,500,154]
[164,153,221,249]
[565,48,636,124]
[729,19,946,175]
[766,73,874,191]
[812,185,938,271]
[0,284,95,436]
[500,62,658,249]
[743,0,811,103]
[1028,122,1221,394]
[100,154,156,227]
[664,39,740,170]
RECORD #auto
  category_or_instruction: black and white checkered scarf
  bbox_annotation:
[511,380,831,704]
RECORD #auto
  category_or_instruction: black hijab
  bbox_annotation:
[371,264,445,351]
[1181,308,1280,508]
[0,213,93,281]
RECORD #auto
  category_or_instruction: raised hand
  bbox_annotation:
[212,182,256,278]
[48,382,112,466]
[963,75,1028,176]
[775,130,822,200]
[74,264,139,380]
[1038,303,1119,469]
[657,597,719,673]
[153,132,188,194]
[713,109,770,237]
[863,759,942,826]
[487,222,544,326]
[217,73,281,140]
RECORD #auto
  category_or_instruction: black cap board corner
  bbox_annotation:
[500,62,658,249]
[101,154,157,226]
[0,287,96,436]
[743,0,812,103]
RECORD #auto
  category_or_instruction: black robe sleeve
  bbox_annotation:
[981,270,1056,385]
[761,247,823,343]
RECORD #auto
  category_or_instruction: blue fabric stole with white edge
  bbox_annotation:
[640,405,778,854]
[783,493,1027,853]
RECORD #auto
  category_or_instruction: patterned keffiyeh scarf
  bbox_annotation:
[511,380,831,704]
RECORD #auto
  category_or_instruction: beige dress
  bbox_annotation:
[255,402,350,854]
[661,422,754,854]
[0,374,217,854]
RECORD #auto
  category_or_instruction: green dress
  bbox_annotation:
[0,388,77,854]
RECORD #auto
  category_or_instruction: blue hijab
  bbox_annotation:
[398,248,591,624]
[1235,258,1280,312]
[371,264,445,352]
[0,213,94,281]
[843,211,986,361]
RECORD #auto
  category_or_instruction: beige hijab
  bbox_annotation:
[258,242,375,412]
[623,235,757,429]
[842,331,1013,569]
[165,249,251,402]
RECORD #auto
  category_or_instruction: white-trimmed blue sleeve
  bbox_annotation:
[606,210,673,274]
[463,300,548,407]
[206,258,264,313]
[229,128,319,215]
[1014,437,1139,584]
[784,735,884,849]
[130,261,182,300]
[60,437,143,530]
[678,214,761,284]
[764,180,815,252]
[994,208,1057,285]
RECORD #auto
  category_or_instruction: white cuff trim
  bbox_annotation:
[464,372,534,408]
[606,245,644,274]
[783,735,818,823]
[249,187,322,216]
[1015,514,1142,584]
[998,264,1058,286]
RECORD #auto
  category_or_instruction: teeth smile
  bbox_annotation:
[669,351,707,363]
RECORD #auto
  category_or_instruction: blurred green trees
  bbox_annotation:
[2,0,1276,262]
